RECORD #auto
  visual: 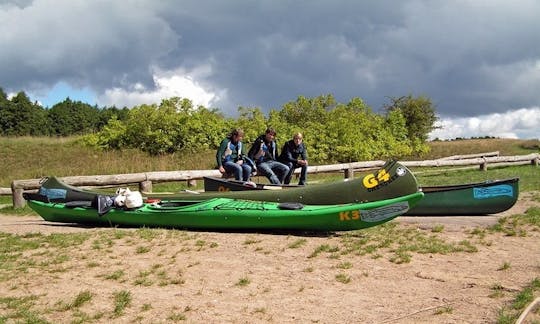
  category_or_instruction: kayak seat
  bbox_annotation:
[277,202,304,210]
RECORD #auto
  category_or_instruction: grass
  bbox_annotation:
[235,277,251,287]
[288,238,307,249]
[489,207,540,235]
[498,262,512,271]
[105,270,126,281]
[0,295,45,323]
[57,290,93,311]
[332,222,479,264]
[335,273,351,284]
[419,138,539,158]
[0,136,216,187]
[0,137,538,189]
[112,290,132,318]
[434,305,453,315]
[496,277,540,323]
[412,164,539,192]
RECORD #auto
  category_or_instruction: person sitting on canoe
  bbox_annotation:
[248,127,289,184]
[216,128,253,181]
[279,132,308,185]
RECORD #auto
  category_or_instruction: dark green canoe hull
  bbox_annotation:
[38,160,419,205]
[405,178,519,216]
[26,193,424,231]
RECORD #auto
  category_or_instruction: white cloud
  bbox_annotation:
[97,66,226,109]
[429,107,540,140]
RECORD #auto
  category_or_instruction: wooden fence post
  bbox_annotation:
[11,181,25,208]
[344,167,354,179]
[139,180,152,193]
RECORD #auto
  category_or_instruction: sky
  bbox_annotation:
[1,0,539,140]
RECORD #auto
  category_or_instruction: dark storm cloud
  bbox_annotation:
[0,1,178,96]
[1,0,539,119]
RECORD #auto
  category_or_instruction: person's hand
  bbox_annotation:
[219,166,225,174]
[237,160,244,165]
[298,159,308,166]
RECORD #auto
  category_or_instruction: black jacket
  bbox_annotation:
[279,140,307,164]
[248,135,279,164]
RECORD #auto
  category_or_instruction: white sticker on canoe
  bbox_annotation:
[360,202,410,222]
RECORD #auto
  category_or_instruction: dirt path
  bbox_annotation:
[0,194,539,323]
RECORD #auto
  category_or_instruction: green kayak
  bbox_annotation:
[25,193,424,231]
[37,160,420,205]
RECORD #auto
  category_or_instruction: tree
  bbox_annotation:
[0,91,49,136]
[97,106,130,130]
[278,94,334,125]
[48,98,101,136]
[383,95,439,143]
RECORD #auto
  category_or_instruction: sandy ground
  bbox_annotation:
[0,194,539,323]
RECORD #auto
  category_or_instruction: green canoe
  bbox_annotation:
[204,174,519,216]
[25,193,423,231]
[405,178,519,216]
[37,160,420,205]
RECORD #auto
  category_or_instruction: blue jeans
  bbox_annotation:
[223,161,252,181]
[256,160,289,184]
[283,162,307,185]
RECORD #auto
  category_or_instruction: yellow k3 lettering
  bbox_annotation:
[339,210,360,221]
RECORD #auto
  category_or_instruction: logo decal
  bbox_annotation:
[361,202,410,222]
[473,185,514,199]
[39,187,67,200]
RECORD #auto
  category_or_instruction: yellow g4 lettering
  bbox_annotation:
[218,186,230,192]
[377,169,390,182]
[363,169,390,188]
[363,174,378,188]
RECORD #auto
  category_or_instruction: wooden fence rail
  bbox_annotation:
[3,153,539,208]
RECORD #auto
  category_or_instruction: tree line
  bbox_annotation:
[0,88,128,136]
[1,87,438,163]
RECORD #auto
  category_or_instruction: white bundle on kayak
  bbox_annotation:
[114,188,143,208]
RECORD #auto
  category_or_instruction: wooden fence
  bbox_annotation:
[3,152,539,208]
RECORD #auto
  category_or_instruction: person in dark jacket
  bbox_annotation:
[279,132,308,185]
[248,127,289,184]
[216,128,252,181]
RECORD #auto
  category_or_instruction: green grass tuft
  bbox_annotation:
[112,290,132,318]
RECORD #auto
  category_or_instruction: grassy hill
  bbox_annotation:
[1,136,538,189]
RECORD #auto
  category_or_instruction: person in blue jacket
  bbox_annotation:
[248,127,289,184]
[279,132,308,185]
[216,128,253,181]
